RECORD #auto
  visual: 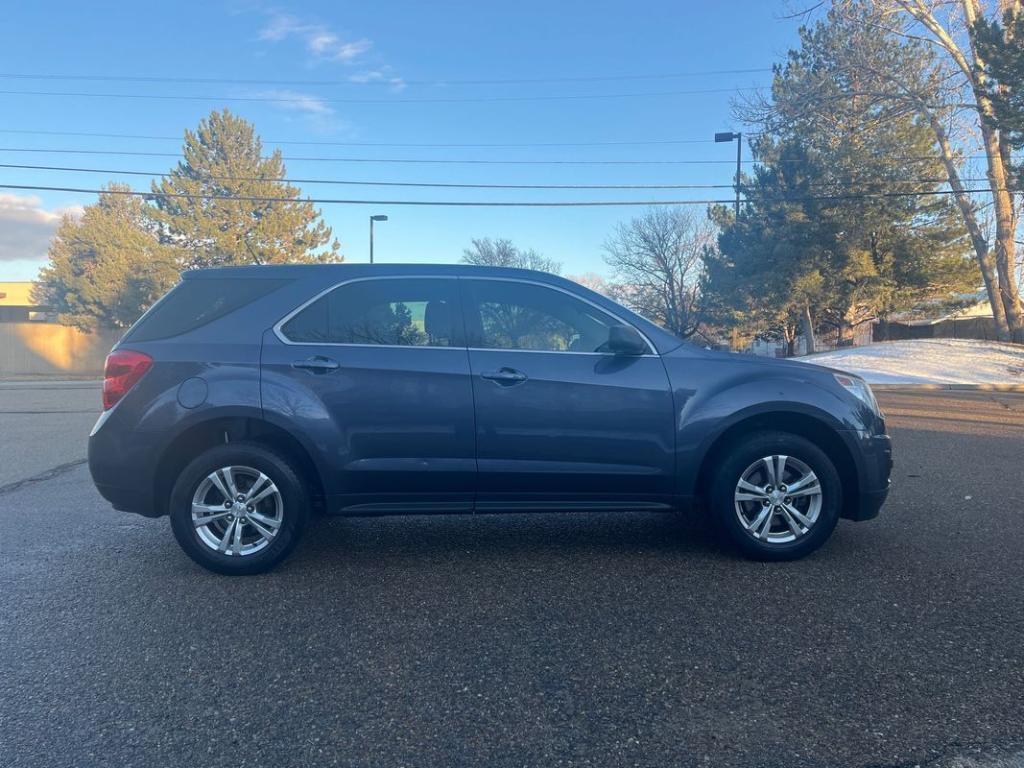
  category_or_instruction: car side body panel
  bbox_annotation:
[88,264,892,526]
[260,329,478,513]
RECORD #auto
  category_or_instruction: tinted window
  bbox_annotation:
[281,278,459,347]
[463,279,622,352]
[127,278,290,342]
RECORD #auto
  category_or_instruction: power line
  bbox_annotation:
[0,128,725,148]
[0,183,735,206]
[0,67,774,87]
[1,146,974,165]
[0,146,748,165]
[0,163,736,190]
[0,162,993,191]
[0,182,1011,207]
[0,85,763,105]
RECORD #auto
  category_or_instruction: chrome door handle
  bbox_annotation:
[292,355,340,373]
[480,368,527,385]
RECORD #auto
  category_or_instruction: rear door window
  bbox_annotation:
[279,278,461,347]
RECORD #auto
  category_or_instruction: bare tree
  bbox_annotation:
[566,272,613,296]
[828,0,1023,341]
[603,207,712,338]
[461,238,561,274]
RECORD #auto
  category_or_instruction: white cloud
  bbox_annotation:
[257,13,300,42]
[257,89,333,115]
[307,31,339,55]
[333,39,372,62]
[348,67,406,91]
[258,13,373,63]
[252,89,352,134]
[0,194,81,263]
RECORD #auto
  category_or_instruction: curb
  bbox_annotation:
[871,383,1024,392]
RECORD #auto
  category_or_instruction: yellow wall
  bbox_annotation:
[0,323,122,376]
[0,282,36,306]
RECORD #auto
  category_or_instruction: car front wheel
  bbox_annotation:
[710,431,841,561]
[169,442,308,575]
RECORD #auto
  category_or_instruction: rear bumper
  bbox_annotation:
[88,413,162,517]
[92,483,161,517]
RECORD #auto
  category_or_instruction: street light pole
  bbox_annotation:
[369,214,388,263]
[714,131,742,217]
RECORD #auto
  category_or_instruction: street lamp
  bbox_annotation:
[714,131,742,216]
[369,214,388,263]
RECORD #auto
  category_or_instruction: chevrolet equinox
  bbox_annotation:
[88,264,892,574]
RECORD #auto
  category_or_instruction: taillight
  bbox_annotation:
[102,349,152,410]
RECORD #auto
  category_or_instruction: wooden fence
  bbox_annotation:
[873,316,997,343]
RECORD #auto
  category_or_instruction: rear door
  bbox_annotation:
[260,276,476,513]
[460,277,676,510]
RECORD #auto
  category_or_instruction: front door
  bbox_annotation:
[261,276,476,512]
[459,278,675,511]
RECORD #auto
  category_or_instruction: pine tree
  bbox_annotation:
[705,145,827,353]
[709,9,979,352]
[975,8,1024,183]
[36,184,179,332]
[150,109,341,268]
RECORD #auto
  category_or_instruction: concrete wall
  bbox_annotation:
[0,323,122,377]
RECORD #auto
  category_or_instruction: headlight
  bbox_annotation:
[833,373,879,413]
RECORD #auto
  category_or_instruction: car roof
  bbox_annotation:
[183,263,561,281]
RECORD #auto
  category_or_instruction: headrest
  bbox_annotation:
[423,300,451,342]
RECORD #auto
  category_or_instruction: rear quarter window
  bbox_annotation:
[125,278,290,342]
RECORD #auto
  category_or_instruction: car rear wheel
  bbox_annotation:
[169,442,308,575]
[710,431,841,561]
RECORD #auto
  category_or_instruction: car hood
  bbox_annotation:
[666,345,856,380]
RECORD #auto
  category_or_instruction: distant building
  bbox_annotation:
[0,282,51,323]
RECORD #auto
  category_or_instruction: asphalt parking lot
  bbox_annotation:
[1,384,1023,768]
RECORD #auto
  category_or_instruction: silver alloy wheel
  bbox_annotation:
[733,455,822,544]
[191,465,284,557]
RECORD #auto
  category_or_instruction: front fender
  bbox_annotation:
[663,355,866,499]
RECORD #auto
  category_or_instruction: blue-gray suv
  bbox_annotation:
[88,264,892,574]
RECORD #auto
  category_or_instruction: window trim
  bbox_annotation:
[273,274,657,356]
[460,277,657,356]
[273,275,462,349]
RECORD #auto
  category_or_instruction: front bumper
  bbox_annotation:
[855,485,890,521]
[841,431,893,521]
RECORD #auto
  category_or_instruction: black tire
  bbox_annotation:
[709,430,841,561]
[169,442,309,575]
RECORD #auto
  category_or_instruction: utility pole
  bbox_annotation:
[369,214,388,263]
[714,131,742,216]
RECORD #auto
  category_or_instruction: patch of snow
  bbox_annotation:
[797,339,1024,385]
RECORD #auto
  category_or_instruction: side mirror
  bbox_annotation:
[606,324,648,356]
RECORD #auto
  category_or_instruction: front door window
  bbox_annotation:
[462,279,626,353]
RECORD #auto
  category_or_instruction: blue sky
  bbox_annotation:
[0,1,802,281]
